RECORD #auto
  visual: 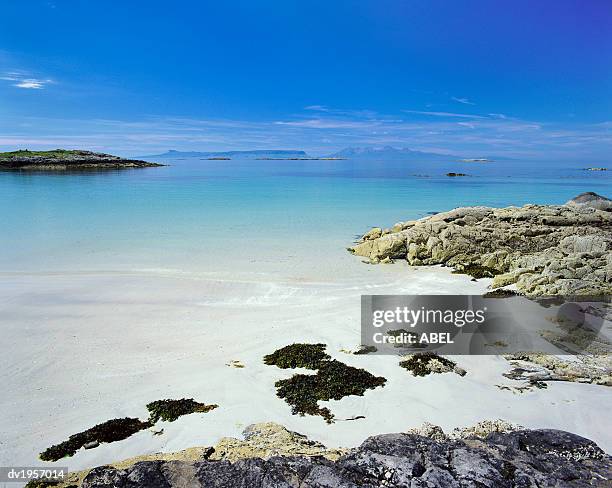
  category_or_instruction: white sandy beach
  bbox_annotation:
[1,249,610,473]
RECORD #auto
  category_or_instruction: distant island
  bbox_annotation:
[327,146,463,161]
[0,149,164,170]
[140,147,467,161]
[133,146,509,162]
[140,149,309,159]
[255,157,345,161]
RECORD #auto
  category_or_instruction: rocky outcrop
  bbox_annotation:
[407,419,521,442]
[209,422,346,462]
[348,192,612,297]
[566,192,612,211]
[60,423,610,487]
[0,149,163,170]
[503,352,612,387]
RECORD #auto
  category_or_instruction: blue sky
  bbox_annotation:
[1,0,611,159]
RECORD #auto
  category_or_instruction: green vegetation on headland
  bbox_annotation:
[0,149,163,170]
[0,149,83,159]
[264,343,386,422]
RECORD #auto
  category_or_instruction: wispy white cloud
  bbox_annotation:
[1,107,610,161]
[15,79,47,89]
[403,110,486,119]
[274,118,381,129]
[451,96,475,105]
[304,105,329,111]
[457,122,476,129]
[1,71,53,89]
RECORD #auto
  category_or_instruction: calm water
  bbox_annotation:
[1,158,609,273]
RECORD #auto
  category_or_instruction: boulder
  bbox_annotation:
[566,191,612,211]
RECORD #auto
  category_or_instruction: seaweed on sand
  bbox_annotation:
[24,480,78,488]
[400,352,457,377]
[39,418,152,462]
[452,264,500,279]
[39,397,218,462]
[24,480,71,488]
[483,289,519,298]
[263,343,330,370]
[274,360,386,423]
[146,398,218,423]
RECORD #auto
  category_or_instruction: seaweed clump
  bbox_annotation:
[24,480,76,488]
[453,264,500,279]
[24,481,60,488]
[400,352,457,377]
[274,359,386,423]
[483,289,519,298]
[39,418,152,462]
[24,480,78,488]
[39,397,218,462]
[263,343,330,369]
[146,398,218,423]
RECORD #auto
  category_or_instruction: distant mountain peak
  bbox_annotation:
[328,146,455,160]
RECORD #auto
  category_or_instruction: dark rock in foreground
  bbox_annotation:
[75,428,610,487]
[0,149,163,170]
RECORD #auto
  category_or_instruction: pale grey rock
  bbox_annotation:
[348,193,612,297]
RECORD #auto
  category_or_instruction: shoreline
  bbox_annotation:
[2,265,611,474]
[2,191,610,486]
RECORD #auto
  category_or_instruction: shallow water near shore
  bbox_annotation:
[1,158,611,471]
[1,157,609,275]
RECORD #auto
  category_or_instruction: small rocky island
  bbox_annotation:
[0,149,163,170]
[349,192,612,297]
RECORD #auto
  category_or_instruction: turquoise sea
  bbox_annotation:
[1,158,610,274]
[2,157,612,470]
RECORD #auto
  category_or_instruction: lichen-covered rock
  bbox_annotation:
[348,193,612,297]
[450,419,522,439]
[406,422,449,441]
[77,427,611,487]
[503,352,612,386]
[209,422,346,462]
